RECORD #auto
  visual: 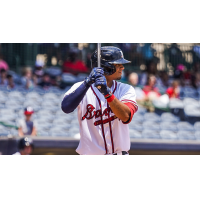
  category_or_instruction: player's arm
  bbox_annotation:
[95,76,137,123]
[107,98,131,122]
[18,127,24,137]
[31,127,37,136]
[61,68,104,114]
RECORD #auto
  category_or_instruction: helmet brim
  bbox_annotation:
[108,58,131,65]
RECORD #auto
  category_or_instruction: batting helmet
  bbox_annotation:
[18,137,34,150]
[91,46,131,75]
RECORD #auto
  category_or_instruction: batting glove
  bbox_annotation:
[94,75,112,96]
[84,67,104,86]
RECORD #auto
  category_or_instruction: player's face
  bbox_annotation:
[24,146,33,155]
[105,64,124,80]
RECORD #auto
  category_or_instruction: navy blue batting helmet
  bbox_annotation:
[18,137,34,150]
[91,46,131,75]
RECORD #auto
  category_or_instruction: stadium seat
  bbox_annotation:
[177,122,194,131]
[137,106,147,114]
[10,129,18,136]
[184,104,200,124]
[160,122,178,132]
[183,98,199,107]
[144,113,161,122]
[195,131,200,140]
[160,130,178,140]
[62,73,77,83]
[37,130,50,137]
[143,121,160,131]
[169,98,185,120]
[129,123,143,131]
[76,73,88,82]
[5,100,23,110]
[131,113,144,123]
[142,130,161,139]
[45,67,62,77]
[161,113,180,122]
[194,122,200,131]
[129,129,142,139]
[177,131,196,140]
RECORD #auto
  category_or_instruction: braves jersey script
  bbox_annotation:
[63,80,138,155]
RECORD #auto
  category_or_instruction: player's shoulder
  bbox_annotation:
[71,81,84,88]
[63,81,84,97]
[116,81,135,92]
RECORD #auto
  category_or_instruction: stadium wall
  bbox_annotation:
[1,137,200,155]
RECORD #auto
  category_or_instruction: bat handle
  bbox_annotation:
[97,86,101,89]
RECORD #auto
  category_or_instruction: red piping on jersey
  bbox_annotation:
[107,103,115,153]
[91,85,108,154]
[107,81,117,154]
[121,99,138,111]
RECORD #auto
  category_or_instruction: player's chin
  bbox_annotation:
[116,76,122,80]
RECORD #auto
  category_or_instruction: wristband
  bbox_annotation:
[104,92,112,99]
[106,94,115,102]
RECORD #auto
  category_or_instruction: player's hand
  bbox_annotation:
[84,67,104,86]
[94,75,111,96]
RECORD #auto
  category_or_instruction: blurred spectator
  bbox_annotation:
[191,61,200,89]
[173,64,186,87]
[6,74,15,89]
[166,80,180,98]
[33,60,45,84]
[21,67,35,89]
[143,74,161,100]
[13,137,34,155]
[0,54,9,71]
[156,71,170,90]
[128,72,146,101]
[38,73,52,89]
[139,54,159,86]
[0,69,8,86]
[167,43,185,70]
[18,107,37,137]
[62,48,88,75]
[86,52,92,70]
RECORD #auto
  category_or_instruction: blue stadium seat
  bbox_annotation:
[195,131,200,140]
[129,130,142,139]
[137,106,147,114]
[144,113,161,122]
[129,123,143,131]
[194,122,200,131]
[131,113,144,123]
[160,122,178,132]
[143,121,160,131]
[184,105,200,124]
[161,113,180,122]
[142,130,161,139]
[160,130,178,140]
[177,122,194,131]
[177,131,196,140]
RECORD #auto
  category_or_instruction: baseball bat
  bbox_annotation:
[97,43,101,89]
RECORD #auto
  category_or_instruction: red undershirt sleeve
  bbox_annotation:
[122,102,138,124]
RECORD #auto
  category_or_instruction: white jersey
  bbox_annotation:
[63,80,138,155]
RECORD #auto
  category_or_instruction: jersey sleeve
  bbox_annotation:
[63,81,84,98]
[119,85,138,112]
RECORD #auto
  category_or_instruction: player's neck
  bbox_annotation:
[106,78,114,88]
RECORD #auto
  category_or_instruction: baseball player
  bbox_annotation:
[13,137,34,155]
[61,46,138,155]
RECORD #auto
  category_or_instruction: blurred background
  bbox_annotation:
[0,43,200,155]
